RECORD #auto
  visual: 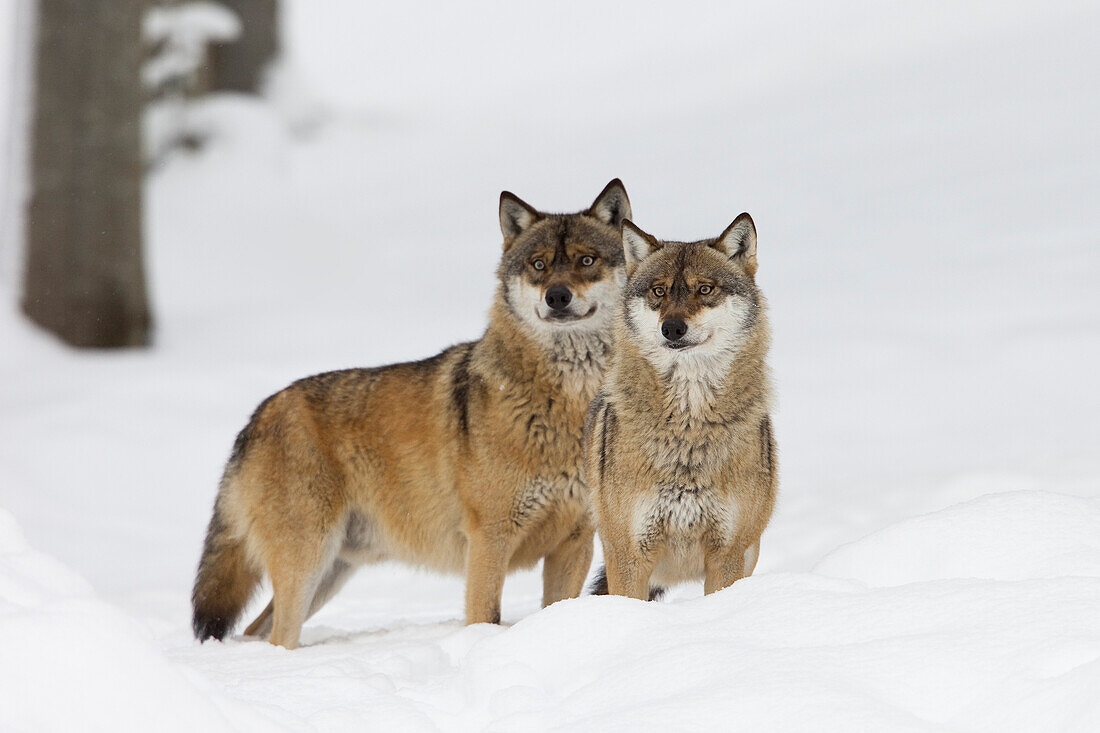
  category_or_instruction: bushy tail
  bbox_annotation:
[586,564,666,601]
[191,495,260,642]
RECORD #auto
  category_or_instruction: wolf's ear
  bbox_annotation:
[622,220,661,273]
[499,192,542,249]
[588,178,632,228]
[714,213,757,274]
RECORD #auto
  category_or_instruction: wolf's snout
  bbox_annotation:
[661,318,688,341]
[545,286,573,311]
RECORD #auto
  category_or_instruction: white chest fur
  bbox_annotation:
[631,482,742,585]
[633,482,739,549]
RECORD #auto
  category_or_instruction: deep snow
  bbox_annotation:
[2,1,1099,730]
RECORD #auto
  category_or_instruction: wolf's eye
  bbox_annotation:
[532,259,545,270]
[698,284,713,295]
[651,286,666,298]
[580,255,595,267]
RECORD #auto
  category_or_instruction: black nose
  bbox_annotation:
[661,319,688,341]
[545,286,573,311]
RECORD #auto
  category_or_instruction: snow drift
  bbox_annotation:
[6,490,1099,731]
[815,491,1100,585]
[0,509,272,732]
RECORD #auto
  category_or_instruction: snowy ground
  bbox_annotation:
[2,2,1099,730]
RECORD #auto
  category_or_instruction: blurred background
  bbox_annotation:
[0,0,1098,623]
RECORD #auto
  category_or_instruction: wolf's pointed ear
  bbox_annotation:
[499,192,542,249]
[588,178,632,228]
[622,220,661,274]
[714,213,758,274]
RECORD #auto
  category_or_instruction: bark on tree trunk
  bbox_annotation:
[210,0,278,93]
[23,0,150,348]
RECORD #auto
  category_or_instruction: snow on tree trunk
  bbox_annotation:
[144,1,241,163]
[210,0,278,93]
[23,0,151,347]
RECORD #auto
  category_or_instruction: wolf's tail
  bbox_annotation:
[586,564,666,601]
[192,401,272,642]
[191,489,261,642]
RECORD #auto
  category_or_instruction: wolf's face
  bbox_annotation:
[620,215,761,375]
[497,180,631,342]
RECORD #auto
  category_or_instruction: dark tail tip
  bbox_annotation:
[192,610,231,643]
[587,564,666,601]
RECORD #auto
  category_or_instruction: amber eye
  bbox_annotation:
[580,255,595,267]
[652,286,666,298]
[698,284,713,295]
[532,259,545,270]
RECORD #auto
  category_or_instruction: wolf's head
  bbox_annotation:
[496,180,631,345]
[619,214,764,377]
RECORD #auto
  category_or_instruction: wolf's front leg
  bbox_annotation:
[703,543,747,595]
[464,528,511,624]
[602,537,654,601]
[743,540,761,577]
[541,520,595,607]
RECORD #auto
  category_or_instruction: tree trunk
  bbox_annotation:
[23,0,150,347]
[210,0,278,93]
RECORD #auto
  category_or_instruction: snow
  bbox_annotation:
[144,2,243,163]
[143,1,241,90]
[0,508,273,731]
[815,490,1100,585]
[2,0,1099,730]
[173,568,1100,731]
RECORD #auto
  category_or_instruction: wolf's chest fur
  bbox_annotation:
[634,468,741,552]
[503,335,606,459]
[632,478,740,586]
[631,378,744,547]
[512,395,591,498]
[513,471,588,527]
[498,344,605,524]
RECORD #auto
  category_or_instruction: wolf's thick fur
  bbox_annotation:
[192,181,631,648]
[584,214,776,599]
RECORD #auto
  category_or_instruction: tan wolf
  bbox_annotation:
[192,180,632,648]
[584,214,776,600]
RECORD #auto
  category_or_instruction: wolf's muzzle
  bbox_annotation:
[545,286,573,311]
[661,318,688,341]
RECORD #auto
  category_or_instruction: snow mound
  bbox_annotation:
[0,508,92,606]
[814,491,1100,586]
[170,573,1100,731]
[167,491,1100,731]
[0,509,274,732]
[397,572,1100,731]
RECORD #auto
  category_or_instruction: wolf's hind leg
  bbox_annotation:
[541,522,595,607]
[266,530,342,649]
[304,559,357,619]
[243,559,357,639]
[243,601,273,638]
